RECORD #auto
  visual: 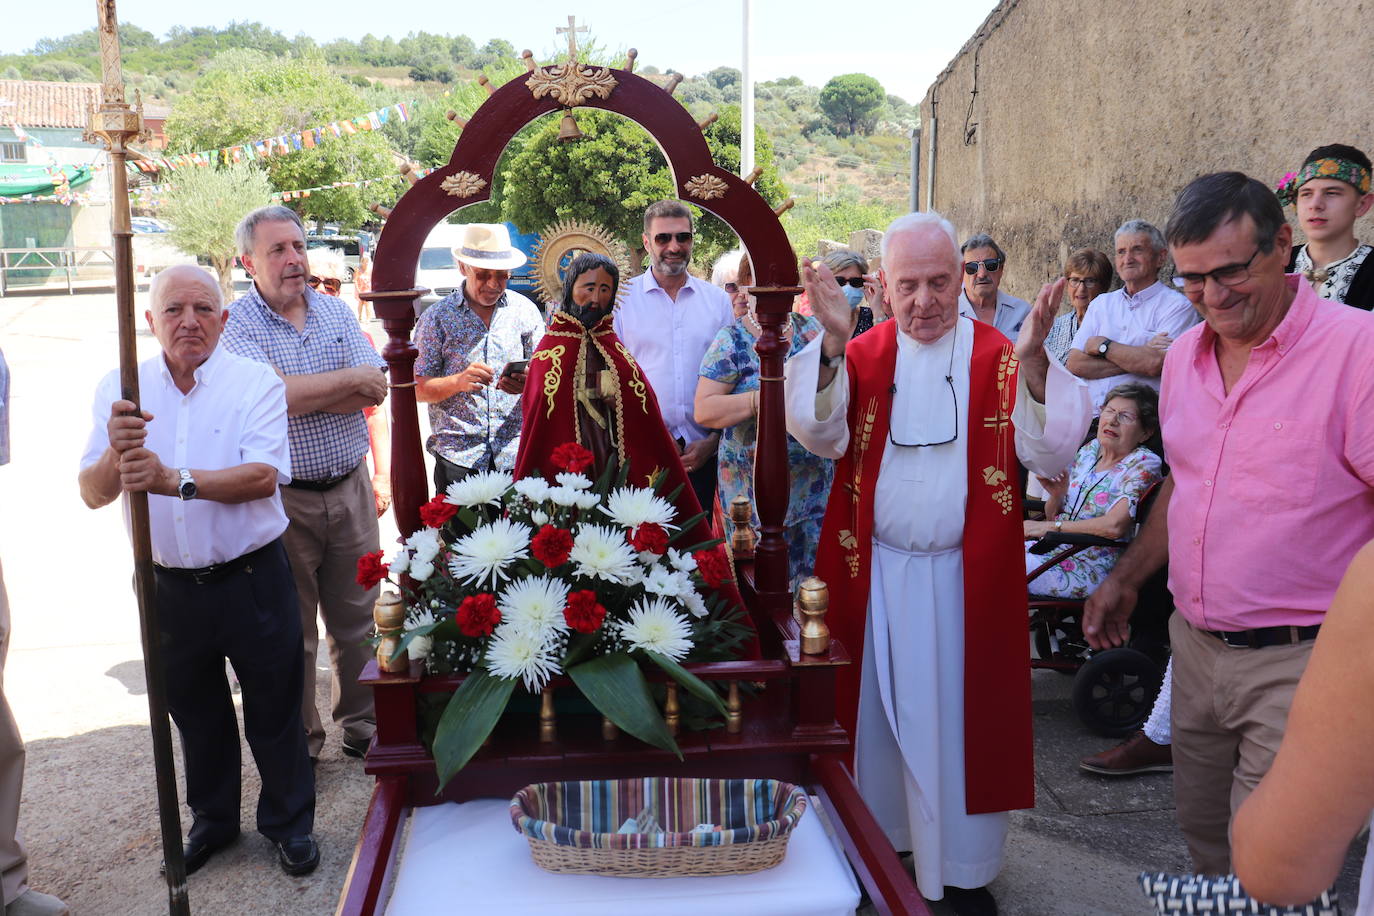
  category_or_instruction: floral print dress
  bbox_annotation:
[1025,441,1163,599]
[699,313,834,586]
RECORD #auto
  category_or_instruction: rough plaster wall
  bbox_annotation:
[919,0,1374,302]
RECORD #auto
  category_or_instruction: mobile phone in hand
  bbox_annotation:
[501,359,530,378]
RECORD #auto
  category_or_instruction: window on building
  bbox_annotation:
[0,142,25,163]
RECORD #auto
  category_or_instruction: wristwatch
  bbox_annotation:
[819,350,844,368]
[177,468,197,501]
[1095,339,1112,357]
[1054,520,1063,531]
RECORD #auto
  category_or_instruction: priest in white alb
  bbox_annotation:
[784,212,1091,916]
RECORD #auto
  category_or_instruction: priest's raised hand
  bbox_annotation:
[800,257,857,388]
[1013,277,1066,403]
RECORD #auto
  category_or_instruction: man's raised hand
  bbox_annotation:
[800,257,857,347]
[1014,277,1064,362]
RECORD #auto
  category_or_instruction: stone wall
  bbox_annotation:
[917,0,1374,300]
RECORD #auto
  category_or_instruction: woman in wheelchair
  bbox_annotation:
[1023,383,1163,598]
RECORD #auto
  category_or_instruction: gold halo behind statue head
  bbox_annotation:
[530,219,632,308]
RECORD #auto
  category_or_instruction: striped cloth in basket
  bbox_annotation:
[510,777,807,849]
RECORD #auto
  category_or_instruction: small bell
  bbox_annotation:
[558,111,582,142]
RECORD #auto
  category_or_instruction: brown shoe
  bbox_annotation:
[1079,730,1172,776]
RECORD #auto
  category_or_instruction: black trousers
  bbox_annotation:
[686,452,719,519]
[432,455,475,496]
[155,539,315,844]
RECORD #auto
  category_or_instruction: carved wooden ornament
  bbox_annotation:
[526,64,618,107]
[684,174,729,201]
[440,171,487,199]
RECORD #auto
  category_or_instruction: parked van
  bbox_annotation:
[414,221,541,315]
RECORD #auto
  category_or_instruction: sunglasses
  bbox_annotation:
[724,282,739,294]
[308,276,342,294]
[652,231,694,245]
[835,277,865,288]
[963,258,1003,275]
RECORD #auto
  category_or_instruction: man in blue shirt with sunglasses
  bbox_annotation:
[957,233,1031,340]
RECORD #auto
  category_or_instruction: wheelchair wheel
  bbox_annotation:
[1071,648,1162,738]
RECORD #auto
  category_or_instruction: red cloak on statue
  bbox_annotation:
[513,310,754,650]
[811,318,1035,815]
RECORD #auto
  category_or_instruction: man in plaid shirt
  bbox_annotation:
[222,206,387,762]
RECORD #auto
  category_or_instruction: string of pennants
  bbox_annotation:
[6,168,431,207]
[125,100,418,175]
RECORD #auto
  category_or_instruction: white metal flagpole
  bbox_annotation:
[740,0,755,178]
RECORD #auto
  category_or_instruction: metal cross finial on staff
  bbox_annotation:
[557,15,588,63]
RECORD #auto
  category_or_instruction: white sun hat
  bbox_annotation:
[451,223,528,271]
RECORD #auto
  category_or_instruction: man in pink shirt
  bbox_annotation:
[1084,170,1374,875]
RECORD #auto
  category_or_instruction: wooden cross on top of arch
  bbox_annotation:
[557,15,588,63]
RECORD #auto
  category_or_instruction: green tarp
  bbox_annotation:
[0,164,94,197]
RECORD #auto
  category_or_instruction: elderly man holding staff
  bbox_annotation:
[785,212,1091,915]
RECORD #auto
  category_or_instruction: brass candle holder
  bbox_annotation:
[729,493,756,559]
[796,577,832,656]
[373,591,409,673]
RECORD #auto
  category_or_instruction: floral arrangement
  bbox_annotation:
[356,442,749,787]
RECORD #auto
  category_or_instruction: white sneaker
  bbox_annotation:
[6,889,70,916]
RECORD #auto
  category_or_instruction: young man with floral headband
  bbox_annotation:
[1276,143,1374,310]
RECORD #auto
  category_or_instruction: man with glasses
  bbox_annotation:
[1084,172,1374,876]
[222,205,387,764]
[413,223,544,494]
[1066,219,1198,411]
[786,212,1091,915]
[957,233,1031,340]
[614,200,734,511]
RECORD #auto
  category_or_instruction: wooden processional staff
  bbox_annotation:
[85,1,191,911]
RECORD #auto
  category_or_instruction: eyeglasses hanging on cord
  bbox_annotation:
[888,326,960,448]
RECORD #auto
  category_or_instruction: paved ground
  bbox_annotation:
[0,287,1364,914]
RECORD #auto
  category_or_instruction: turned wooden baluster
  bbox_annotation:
[729,493,756,559]
[373,591,409,674]
[750,287,800,607]
[664,683,680,736]
[539,688,556,742]
[726,680,743,734]
[797,577,832,655]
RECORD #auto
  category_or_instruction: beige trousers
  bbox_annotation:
[1169,613,1313,875]
[280,464,379,757]
[0,560,29,904]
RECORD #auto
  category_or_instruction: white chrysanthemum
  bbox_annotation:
[667,548,697,573]
[447,518,530,587]
[407,635,433,660]
[445,470,512,508]
[497,575,570,639]
[620,563,645,587]
[682,589,708,619]
[643,565,687,599]
[618,597,694,660]
[548,486,581,507]
[599,486,678,529]
[531,509,550,526]
[409,557,436,581]
[407,528,443,563]
[486,626,561,692]
[389,550,412,577]
[513,478,552,504]
[555,472,593,491]
[568,524,640,583]
[574,491,600,510]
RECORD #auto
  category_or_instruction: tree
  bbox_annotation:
[166,50,400,229]
[160,161,274,300]
[704,66,741,91]
[819,73,885,136]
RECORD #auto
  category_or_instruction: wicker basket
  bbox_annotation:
[510,777,808,878]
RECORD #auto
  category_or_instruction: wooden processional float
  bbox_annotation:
[345,22,929,915]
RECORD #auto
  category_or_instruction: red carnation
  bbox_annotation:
[693,546,732,589]
[356,550,388,589]
[628,523,669,556]
[531,524,574,568]
[419,494,459,529]
[456,593,501,637]
[550,442,594,474]
[563,590,607,634]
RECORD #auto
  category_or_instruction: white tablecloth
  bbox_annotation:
[385,795,861,915]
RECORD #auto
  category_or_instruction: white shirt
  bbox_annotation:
[613,270,733,444]
[1069,280,1199,410]
[80,346,292,569]
[958,289,1031,340]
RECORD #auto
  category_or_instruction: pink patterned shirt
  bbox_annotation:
[1161,275,1374,630]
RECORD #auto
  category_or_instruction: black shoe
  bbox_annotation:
[161,830,239,875]
[277,834,320,876]
[341,735,371,759]
[944,885,998,916]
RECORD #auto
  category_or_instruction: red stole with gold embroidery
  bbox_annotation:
[812,318,1034,815]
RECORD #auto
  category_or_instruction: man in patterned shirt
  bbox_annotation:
[1281,143,1374,310]
[414,223,545,493]
[222,206,387,762]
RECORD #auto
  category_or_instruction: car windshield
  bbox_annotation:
[419,248,455,270]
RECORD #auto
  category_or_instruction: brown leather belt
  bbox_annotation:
[1203,624,1321,649]
[285,463,360,492]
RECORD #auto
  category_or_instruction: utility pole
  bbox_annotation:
[740,0,755,178]
[909,127,920,211]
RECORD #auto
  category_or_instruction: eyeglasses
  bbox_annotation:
[652,231,693,245]
[889,335,960,448]
[1099,406,1139,425]
[1066,277,1102,288]
[834,276,865,288]
[723,282,739,294]
[963,258,1003,275]
[308,276,342,294]
[1171,248,1261,293]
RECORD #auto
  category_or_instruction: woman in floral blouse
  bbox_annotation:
[695,255,834,587]
[1023,383,1163,598]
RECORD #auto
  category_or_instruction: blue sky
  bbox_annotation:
[6,1,998,104]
